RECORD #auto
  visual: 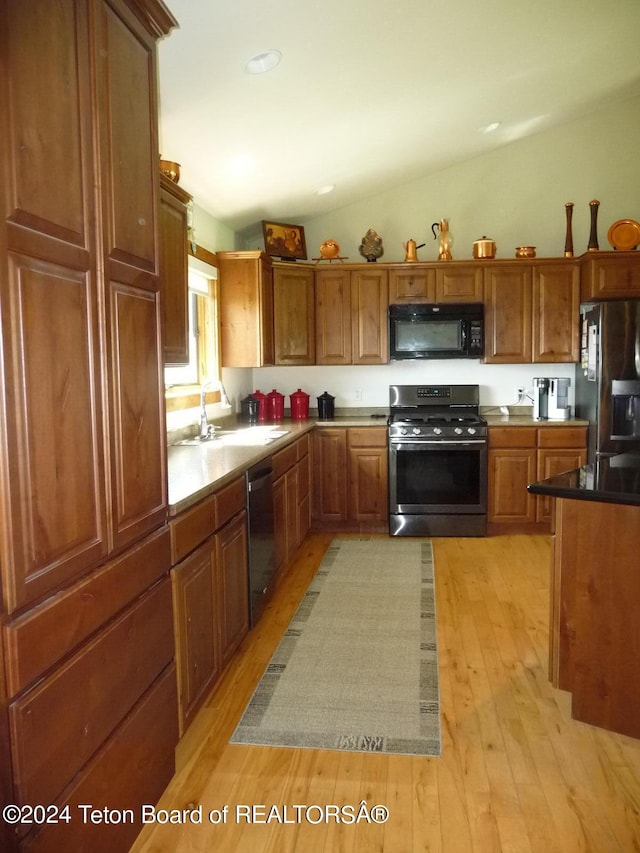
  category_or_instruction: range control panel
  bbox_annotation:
[416,387,451,398]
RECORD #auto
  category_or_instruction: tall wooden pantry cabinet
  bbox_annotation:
[0,2,178,851]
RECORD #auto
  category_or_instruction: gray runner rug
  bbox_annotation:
[230,537,441,756]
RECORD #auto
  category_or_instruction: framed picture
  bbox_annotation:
[262,220,307,261]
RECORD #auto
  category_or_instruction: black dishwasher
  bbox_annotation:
[245,461,276,627]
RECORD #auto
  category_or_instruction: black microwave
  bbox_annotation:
[389,303,484,360]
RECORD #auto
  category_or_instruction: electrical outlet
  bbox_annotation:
[353,388,362,402]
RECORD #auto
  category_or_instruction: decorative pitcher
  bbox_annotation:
[403,239,418,263]
[431,219,453,261]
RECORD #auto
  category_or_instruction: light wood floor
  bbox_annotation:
[130,533,640,852]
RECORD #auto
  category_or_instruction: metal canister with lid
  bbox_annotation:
[240,394,259,424]
[266,388,285,421]
[290,388,310,420]
[317,391,335,421]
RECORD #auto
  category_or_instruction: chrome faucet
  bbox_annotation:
[199,382,216,439]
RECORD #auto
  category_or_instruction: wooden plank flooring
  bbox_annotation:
[130,533,640,852]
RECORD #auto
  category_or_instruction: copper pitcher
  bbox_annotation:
[403,239,418,262]
[431,219,453,261]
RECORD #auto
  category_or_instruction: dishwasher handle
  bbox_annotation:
[247,467,273,492]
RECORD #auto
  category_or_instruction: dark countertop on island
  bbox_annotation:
[528,451,640,507]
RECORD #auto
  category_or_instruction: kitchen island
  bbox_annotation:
[528,452,640,739]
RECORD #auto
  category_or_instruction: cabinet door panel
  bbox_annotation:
[351,269,388,364]
[273,475,288,573]
[312,429,348,521]
[388,267,436,303]
[96,0,157,273]
[315,269,351,364]
[297,452,311,546]
[580,253,640,300]
[533,264,579,362]
[216,512,249,666]
[108,282,166,551]
[172,542,218,734]
[484,265,532,363]
[160,180,190,364]
[488,449,537,523]
[4,0,91,247]
[0,256,107,612]
[348,447,388,522]
[274,265,315,365]
[536,448,586,523]
[436,266,483,302]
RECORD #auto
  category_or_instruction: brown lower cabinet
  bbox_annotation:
[273,434,311,574]
[488,425,587,533]
[312,427,388,532]
[170,477,249,735]
[3,529,177,853]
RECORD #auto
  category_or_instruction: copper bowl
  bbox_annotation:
[515,246,536,258]
[160,159,181,183]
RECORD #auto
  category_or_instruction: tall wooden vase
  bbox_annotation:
[564,202,574,257]
[588,199,600,252]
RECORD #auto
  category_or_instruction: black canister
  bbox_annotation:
[240,394,259,424]
[317,391,335,421]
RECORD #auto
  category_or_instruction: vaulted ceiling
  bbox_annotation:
[158,0,640,234]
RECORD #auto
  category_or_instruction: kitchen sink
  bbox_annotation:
[172,427,289,447]
[172,436,219,446]
[218,427,289,445]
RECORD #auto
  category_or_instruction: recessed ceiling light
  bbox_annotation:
[315,185,335,196]
[245,50,282,74]
[479,121,502,134]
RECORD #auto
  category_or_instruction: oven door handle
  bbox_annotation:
[390,439,487,446]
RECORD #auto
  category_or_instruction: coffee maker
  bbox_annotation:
[533,377,571,420]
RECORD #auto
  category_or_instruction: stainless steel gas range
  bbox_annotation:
[388,384,488,537]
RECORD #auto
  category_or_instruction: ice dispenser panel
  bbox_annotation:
[611,379,640,440]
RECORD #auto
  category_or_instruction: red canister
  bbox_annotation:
[252,389,267,422]
[266,388,285,421]
[290,388,310,420]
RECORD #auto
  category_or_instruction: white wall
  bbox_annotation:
[298,94,640,263]
[253,362,576,413]
[193,96,640,414]
[240,95,640,410]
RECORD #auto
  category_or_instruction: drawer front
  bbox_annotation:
[489,427,537,448]
[3,527,170,698]
[215,476,246,529]
[348,427,388,448]
[272,442,297,478]
[18,664,178,853]
[537,426,587,448]
[170,492,217,564]
[9,578,174,808]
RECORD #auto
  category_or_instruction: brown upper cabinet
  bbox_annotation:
[315,266,388,364]
[484,259,579,364]
[388,262,483,303]
[217,250,275,367]
[580,251,640,301]
[484,264,533,363]
[160,174,192,364]
[532,262,580,362]
[0,0,170,612]
[273,262,315,365]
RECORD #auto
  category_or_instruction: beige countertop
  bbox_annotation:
[167,414,588,516]
[167,416,387,515]
[483,414,589,427]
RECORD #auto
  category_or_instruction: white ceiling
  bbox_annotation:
[158,0,640,235]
